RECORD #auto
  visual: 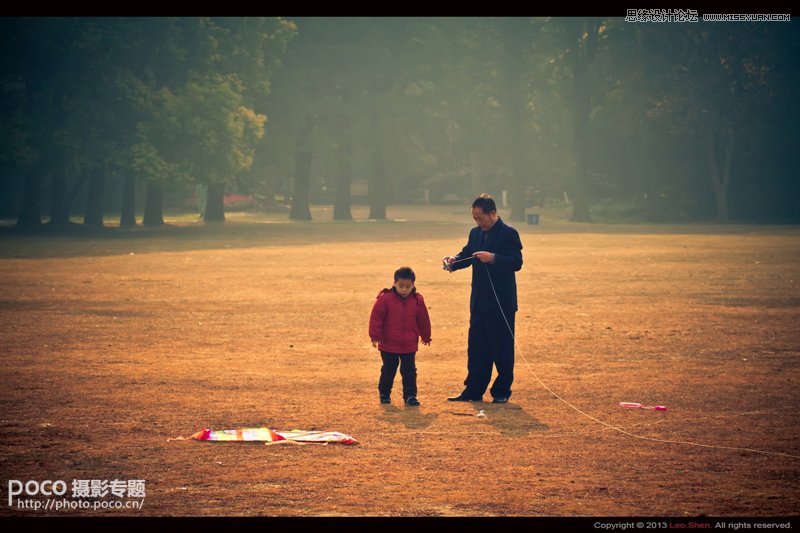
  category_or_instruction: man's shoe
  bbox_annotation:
[492,397,509,404]
[448,394,481,402]
[380,394,391,404]
[405,396,420,406]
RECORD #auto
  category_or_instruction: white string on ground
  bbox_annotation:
[482,262,800,460]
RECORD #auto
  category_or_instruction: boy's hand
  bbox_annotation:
[422,340,431,346]
[372,341,379,348]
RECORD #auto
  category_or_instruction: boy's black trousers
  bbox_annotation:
[378,351,417,400]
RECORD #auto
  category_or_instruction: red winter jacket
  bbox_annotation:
[369,288,432,354]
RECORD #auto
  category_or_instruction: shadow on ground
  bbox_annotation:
[379,405,439,429]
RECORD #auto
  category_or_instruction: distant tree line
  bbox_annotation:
[0,17,295,228]
[1,17,797,227]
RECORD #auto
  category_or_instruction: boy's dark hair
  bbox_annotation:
[472,193,497,214]
[394,266,416,283]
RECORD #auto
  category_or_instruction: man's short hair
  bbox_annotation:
[394,266,416,282]
[472,193,497,214]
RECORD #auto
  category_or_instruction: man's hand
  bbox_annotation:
[442,256,455,272]
[422,340,431,346]
[473,251,494,263]
[372,341,379,348]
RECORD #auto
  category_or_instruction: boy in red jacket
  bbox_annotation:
[369,266,432,406]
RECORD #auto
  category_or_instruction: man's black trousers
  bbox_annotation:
[463,307,515,400]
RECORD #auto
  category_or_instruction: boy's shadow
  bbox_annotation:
[379,404,438,430]
[463,402,549,436]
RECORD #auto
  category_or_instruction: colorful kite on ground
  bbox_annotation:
[170,427,358,445]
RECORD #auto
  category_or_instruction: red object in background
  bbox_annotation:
[223,194,256,207]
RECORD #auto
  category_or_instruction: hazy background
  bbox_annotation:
[1,16,798,228]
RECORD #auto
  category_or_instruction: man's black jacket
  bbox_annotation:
[451,217,523,316]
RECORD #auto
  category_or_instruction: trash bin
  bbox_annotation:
[527,213,540,225]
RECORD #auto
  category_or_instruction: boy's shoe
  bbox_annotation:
[380,394,391,404]
[405,396,420,406]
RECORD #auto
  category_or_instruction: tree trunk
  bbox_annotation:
[204,183,226,222]
[721,128,734,221]
[290,115,314,221]
[571,82,592,222]
[334,173,353,220]
[120,174,136,227]
[443,120,455,172]
[333,167,353,220]
[333,125,353,220]
[17,54,45,229]
[66,173,88,212]
[84,168,105,227]
[705,115,734,223]
[567,18,597,223]
[645,186,666,223]
[508,101,526,222]
[289,151,313,220]
[503,20,528,223]
[712,181,729,222]
[16,162,43,229]
[260,173,277,209]
[470,150,484,199]
[641,133,665,223]
[143,182,164,226]
[49,171,69,227]
[369,146,387,220]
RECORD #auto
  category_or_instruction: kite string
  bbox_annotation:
[448,256,475,266]
[481,262,800,460]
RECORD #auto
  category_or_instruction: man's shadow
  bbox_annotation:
[379,404,438,430]
[453,402,549,436]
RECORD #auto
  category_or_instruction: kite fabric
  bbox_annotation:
[190,428,284,442]
[278,429,358,444]
[185,427,358,445]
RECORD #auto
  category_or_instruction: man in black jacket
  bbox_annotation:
[443,194,523,403]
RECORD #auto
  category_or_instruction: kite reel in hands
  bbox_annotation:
[442,256,474,272]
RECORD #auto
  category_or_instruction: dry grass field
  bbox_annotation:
[1,206,798,517]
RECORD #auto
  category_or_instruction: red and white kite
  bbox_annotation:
[181,427,358,445]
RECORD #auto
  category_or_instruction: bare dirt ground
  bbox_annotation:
[1,206,799,517]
